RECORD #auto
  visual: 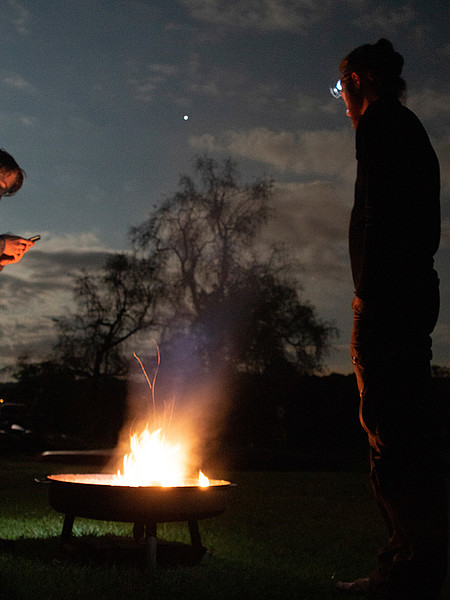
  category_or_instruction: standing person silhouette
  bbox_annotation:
[332,39,447,599]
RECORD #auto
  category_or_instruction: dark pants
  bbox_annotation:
[350,283,447,599]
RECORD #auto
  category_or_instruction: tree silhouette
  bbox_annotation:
[52,253,161,380]
[132,156,336,376]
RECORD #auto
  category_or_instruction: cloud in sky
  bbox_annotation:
[2,73,35,93]
[265,181,350,281]
[441,220,450,250]
[189,126,355,179]
[179,0,429,40]
[127,52,270,109]
[7,0,30,36]
[180,0,329,32]
[128,62,182,103]
[263,180,352,314]
[436,137,450,196]
[407,89,450,122]
[351,3,417,33]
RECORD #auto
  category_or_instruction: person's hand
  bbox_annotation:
[0,235,35,265]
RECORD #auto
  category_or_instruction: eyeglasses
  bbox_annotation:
[330,79,342,99]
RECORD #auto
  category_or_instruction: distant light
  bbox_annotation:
[183,115,189,120]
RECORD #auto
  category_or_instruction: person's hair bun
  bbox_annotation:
[374,38,404,76]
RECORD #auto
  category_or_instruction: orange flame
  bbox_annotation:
[113,424,209,488]
[112,350,210,488]
[199,470,209,487]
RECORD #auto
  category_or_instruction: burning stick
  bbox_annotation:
[133,349,159,420]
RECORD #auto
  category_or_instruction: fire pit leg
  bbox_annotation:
[133,522,145,539]
[145,522,157,570]
[188,519,204,551]
[61,514,75,541]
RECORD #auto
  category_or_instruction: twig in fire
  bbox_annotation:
[133,350,158,420]
[133,345,175,431]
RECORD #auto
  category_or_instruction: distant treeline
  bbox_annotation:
[1,372,449,471]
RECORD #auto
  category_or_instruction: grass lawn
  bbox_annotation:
[0,455,448,599]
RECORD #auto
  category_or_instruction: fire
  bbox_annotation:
[111,349,211,488]
[199,470,209,487]
[113,425,210,488]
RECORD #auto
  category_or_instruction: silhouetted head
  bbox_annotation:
[339,38,406,102]
[0,149,25,197]
[334,39,406,128]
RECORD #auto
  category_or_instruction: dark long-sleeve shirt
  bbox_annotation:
[349,99,440,300]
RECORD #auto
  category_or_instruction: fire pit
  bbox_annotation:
[43,351,234,567]
[44,473,233,567]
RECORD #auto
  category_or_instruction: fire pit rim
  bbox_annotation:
[46,472,232,489]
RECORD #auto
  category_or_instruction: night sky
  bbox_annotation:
[0,0,448,374]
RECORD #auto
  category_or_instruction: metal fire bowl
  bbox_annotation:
[46,474,232,524]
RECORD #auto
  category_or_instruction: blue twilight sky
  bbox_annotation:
[0,0,448,375]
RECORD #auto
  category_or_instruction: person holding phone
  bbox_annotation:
[0,149,37,271]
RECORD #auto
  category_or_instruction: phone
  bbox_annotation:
[29,235,41,242]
